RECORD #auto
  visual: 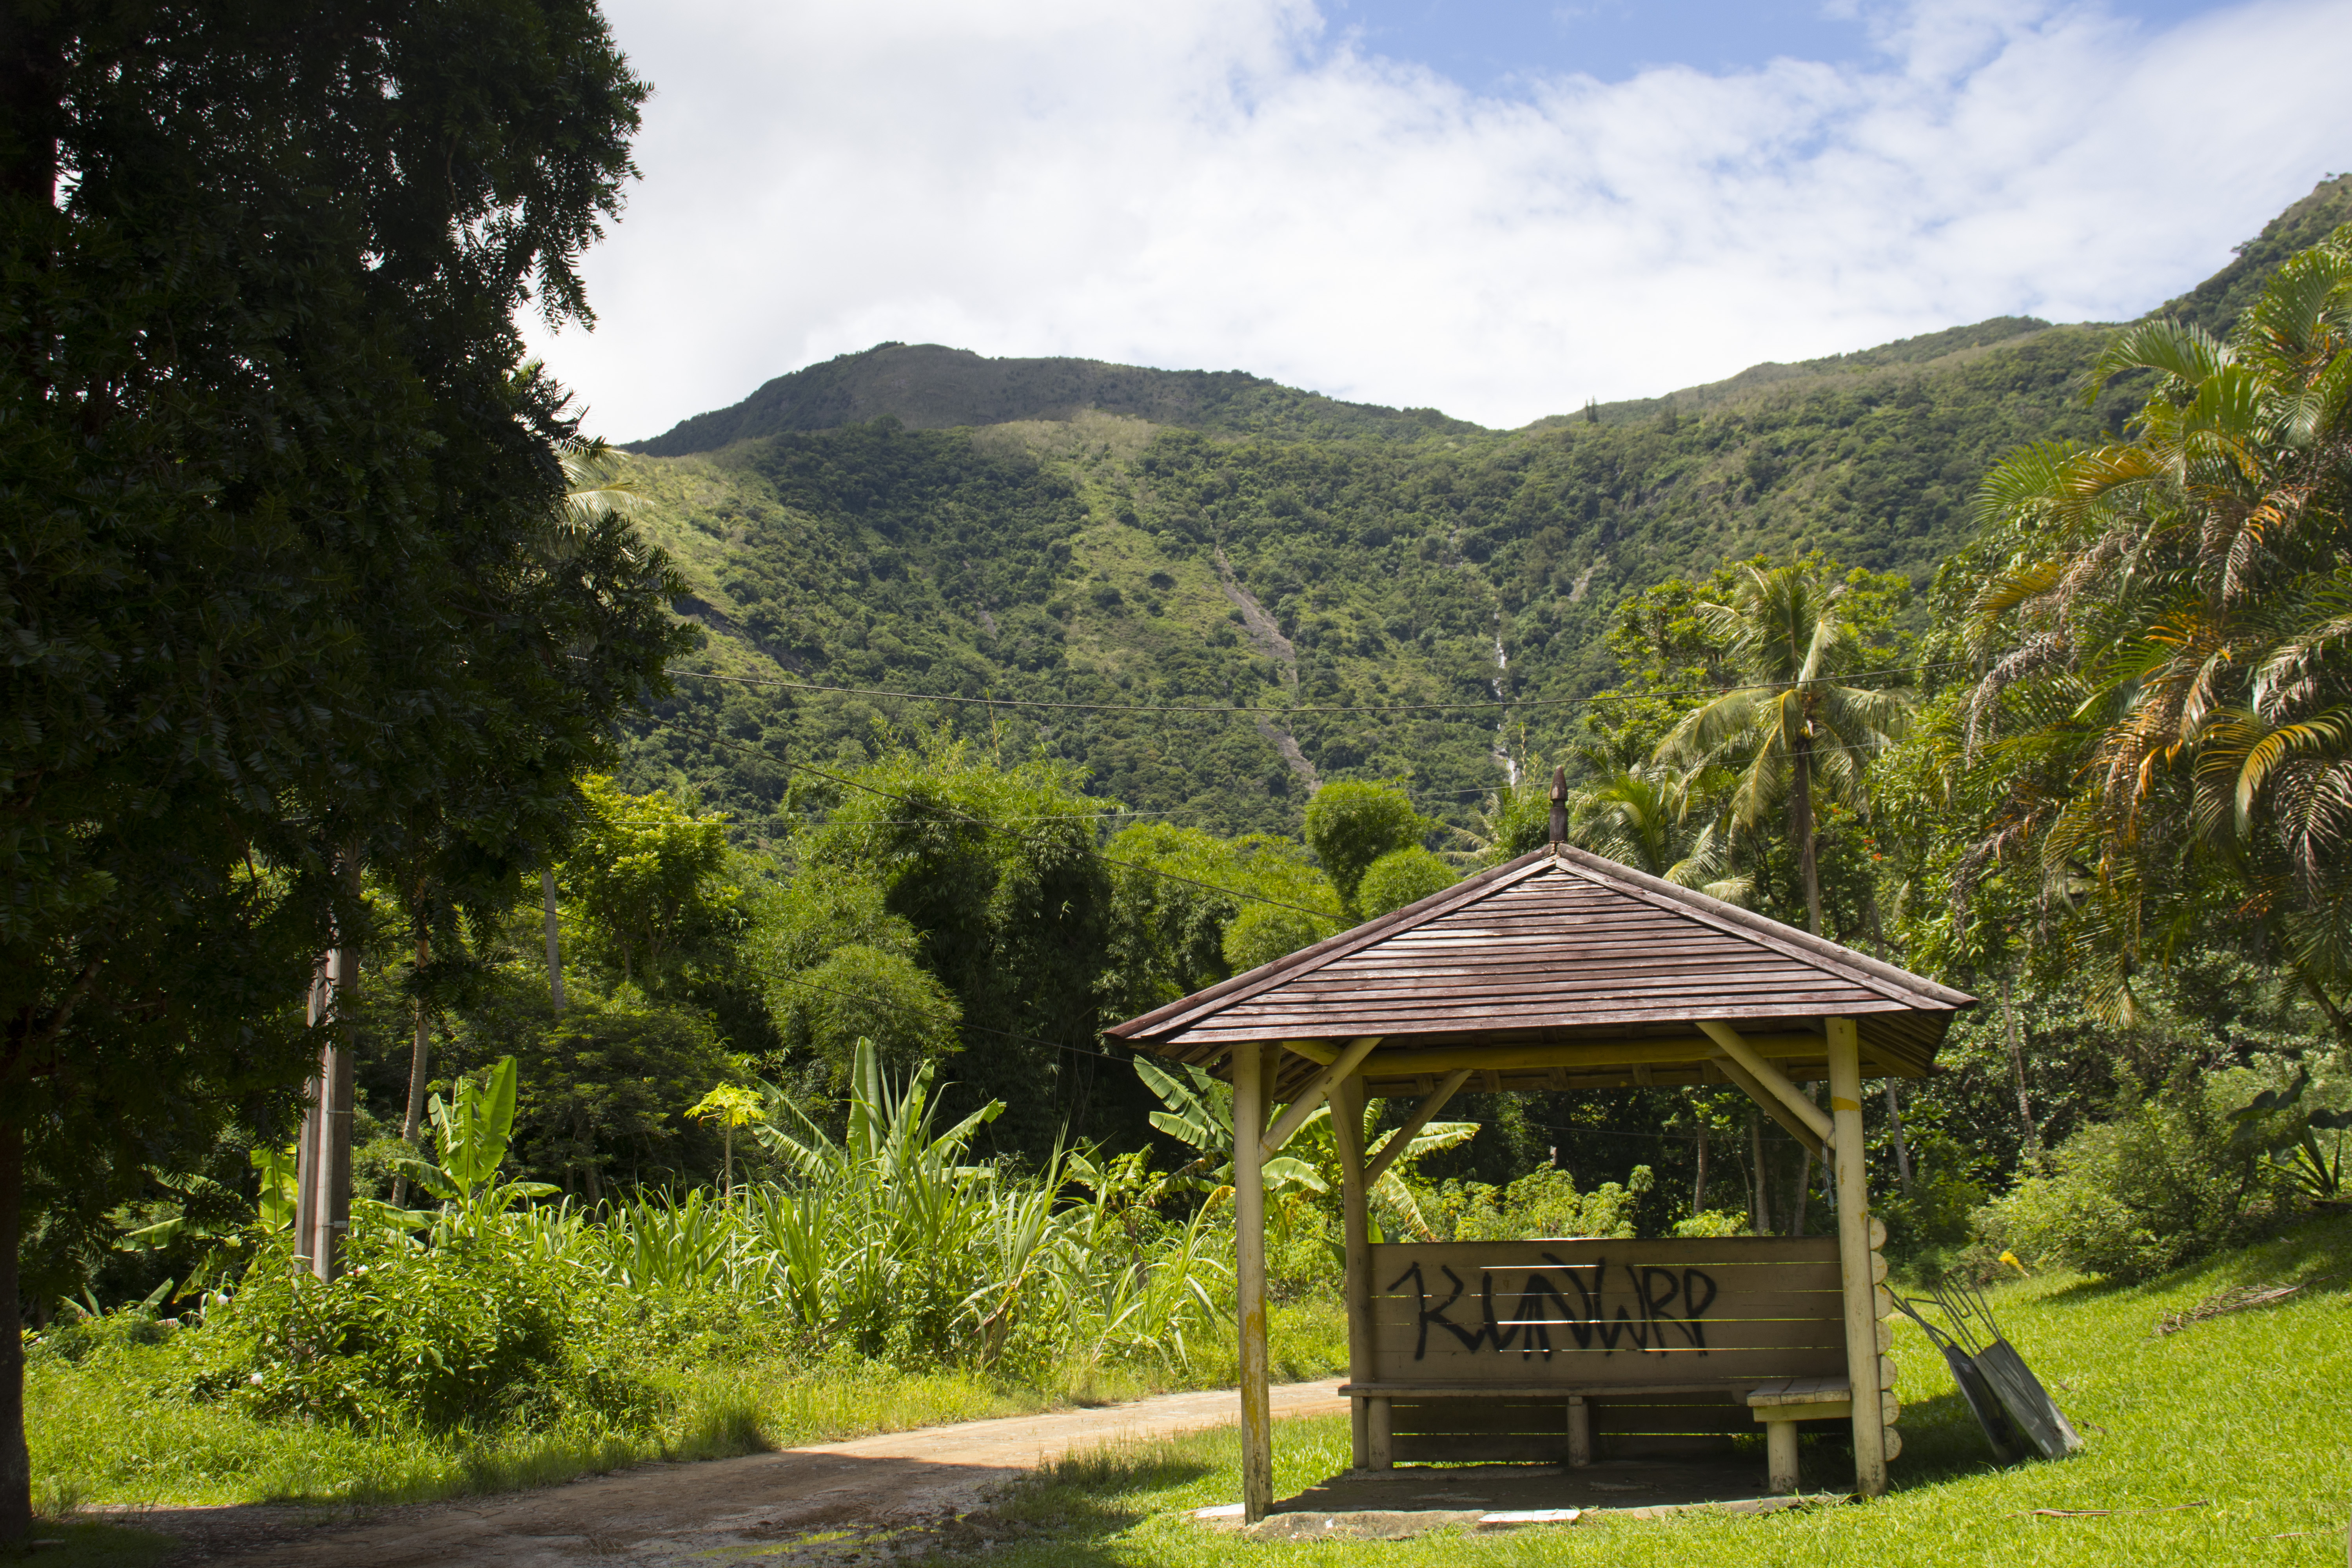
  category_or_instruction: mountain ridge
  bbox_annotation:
[627,173,2351,459]
[628,345,1483,456]
[610,174,2352,844]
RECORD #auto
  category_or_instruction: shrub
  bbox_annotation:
[1428,1164,1655,1241]
[1671,1209,1751,1238]
[205,1232,649,1433]
[1355,847,1457,920]
[1303,782,1426,906]
[1974,1069,2303,1281]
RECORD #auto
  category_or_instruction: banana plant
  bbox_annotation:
[252,1143,298,1230]
[1132,1055,1324,1198]
[2230,1069,2352,1199]
[1278,1100,1480,1241]
[393,1056,559,1235]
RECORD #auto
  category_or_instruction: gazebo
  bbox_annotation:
[1107,829,1975,1519]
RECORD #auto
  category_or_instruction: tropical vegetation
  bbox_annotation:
[7,7,2352,1542]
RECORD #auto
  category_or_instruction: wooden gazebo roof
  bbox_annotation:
[1107,844,1975,1100]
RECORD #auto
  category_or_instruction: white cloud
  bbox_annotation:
[529,0,2352,439]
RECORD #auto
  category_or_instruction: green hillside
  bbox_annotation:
[610,175,2352,842]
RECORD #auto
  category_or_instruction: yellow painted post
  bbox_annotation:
[1828,1016,1887,1496]
[1234,1043,1275,1521]
[1332,1071,1373,1471]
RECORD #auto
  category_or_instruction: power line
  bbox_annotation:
[780,756,1345,922]
[654,659,1964,717]
[766,971,1135,1067]
[669,722,1348,922]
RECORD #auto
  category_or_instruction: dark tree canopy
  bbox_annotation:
[0,2,684,1539]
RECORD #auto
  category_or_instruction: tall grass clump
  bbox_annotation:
[29,1042,1277,1510]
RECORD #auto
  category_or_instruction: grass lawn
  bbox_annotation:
[936,1216,2352,1567]
[25,1296,1346,1566]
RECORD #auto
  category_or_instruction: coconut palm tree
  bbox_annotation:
[1654,562,1909,935]
[1567,763,1749,903]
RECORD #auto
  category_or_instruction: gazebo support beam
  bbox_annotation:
[1337,1031,1839,1078]
[1331,1071,1375,1471]
[1829,1017,1889,1496]
[1708,1048,1824,1159]
[1262,1036,1382,1157]
[1698,1020,1835,1144]
[1365,1068,1474,1186]
[1233,1042,1276,1523]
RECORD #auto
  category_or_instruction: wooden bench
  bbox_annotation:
[1746,1374,1905,1490]
[1342,1236,1895,1492]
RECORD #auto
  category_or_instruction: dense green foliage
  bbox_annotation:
[16,62,2352,1531]
[612,177,2352,855]
[0,1,691,1539]
[22,1041,1326,1516]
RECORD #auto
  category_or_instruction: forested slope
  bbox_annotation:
[610,175,2352,842]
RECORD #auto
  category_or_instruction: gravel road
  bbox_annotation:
[117,1379,1347,1566]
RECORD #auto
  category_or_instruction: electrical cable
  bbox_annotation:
[779,755,1345,921]
[671,723,1346,921]
[765,970,1135,1066]
[656,659,1966,716]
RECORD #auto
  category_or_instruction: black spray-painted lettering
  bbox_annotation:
[1393,1251,1722,1361]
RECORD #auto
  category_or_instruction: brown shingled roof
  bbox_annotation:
[1106,845,1975,1098]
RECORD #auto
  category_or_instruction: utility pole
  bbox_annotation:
[392,922,430,1209]
[294,855,360,1281]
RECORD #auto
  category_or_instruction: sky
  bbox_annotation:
[524,0,2352,442]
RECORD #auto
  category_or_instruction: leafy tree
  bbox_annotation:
[505,1000,733,1203]
[563,776,749,996]
[1565,764,1745,900]
[1100,824,1342,1006]
[0,2,675,1536]
[1654,561,1910,934]
[1466,764,1558,867]
[771,944,963,1080]
[1304,782,1429,912]
[789,737,1119,1150]
[1355,846,1458,919]
[1221,904,1334,974]
[684,1083,765,1199]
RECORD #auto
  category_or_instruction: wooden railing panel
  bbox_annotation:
[1366,1237,1843,1390]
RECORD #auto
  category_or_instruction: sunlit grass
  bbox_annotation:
[931,1216,2352,1568]
[27,1297,1347,1515]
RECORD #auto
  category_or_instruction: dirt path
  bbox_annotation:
[128,1380,1346,1566]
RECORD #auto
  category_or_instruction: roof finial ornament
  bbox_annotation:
[1548,764,1567,850]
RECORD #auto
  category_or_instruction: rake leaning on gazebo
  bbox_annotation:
[1106,825,1975,1521]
